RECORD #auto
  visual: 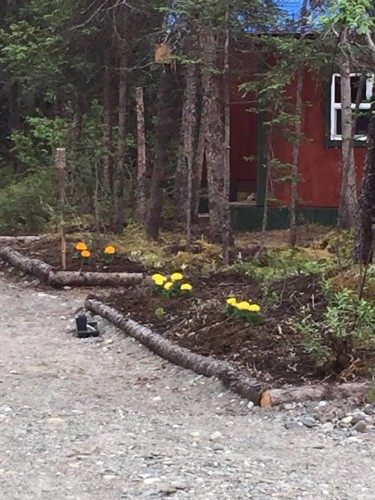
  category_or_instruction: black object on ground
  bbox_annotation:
[75,314,100,338]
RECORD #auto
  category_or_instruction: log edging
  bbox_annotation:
[0,247,145,287]
[85,298,373,407]
[85,298,268,405]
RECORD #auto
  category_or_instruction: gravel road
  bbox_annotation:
[1,271,375,500]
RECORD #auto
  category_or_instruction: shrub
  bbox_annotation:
[0,169,57,234]
[293,286,375,370]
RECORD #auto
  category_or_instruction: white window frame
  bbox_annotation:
[330,73,374,141]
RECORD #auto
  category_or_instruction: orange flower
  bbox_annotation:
[81,250,91,258]
[76,242,87,251]
[104,245,116,255]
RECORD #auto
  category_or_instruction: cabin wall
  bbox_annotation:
[271,70,366,208]
[229,63,366,209]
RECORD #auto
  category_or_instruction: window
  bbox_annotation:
[330,73,374,141]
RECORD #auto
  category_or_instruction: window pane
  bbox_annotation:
[334,76,340,103]
[351,76,367,103]
[335,109,370,137]
[333,75,367,104]
[356,111,370,136]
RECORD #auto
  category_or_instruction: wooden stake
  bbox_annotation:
[55,148,67,270]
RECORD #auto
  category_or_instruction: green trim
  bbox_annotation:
[256,110,266,205]
[231,206,338,232]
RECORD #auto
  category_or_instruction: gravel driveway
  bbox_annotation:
[1,272,375,500]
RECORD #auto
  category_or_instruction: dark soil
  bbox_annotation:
[98,271,331,387]
[14,238,145,273]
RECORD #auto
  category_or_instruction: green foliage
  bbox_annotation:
[11,116,69,169]
[294,285,375,367]
[0,169,57,234]
[239,248,334,283]
[155,307,166,320]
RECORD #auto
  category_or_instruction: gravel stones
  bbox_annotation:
[1,272,375,499]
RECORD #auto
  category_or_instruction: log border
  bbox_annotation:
[0,247,145,288]
[85,298,373,407]
[85,297,268,405]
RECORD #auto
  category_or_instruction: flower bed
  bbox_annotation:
[96,271,331,387]
[12,237,145,273]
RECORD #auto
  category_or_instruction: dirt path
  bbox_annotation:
[1,273,375,500]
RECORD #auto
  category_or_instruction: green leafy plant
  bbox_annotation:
[294,286,375,369]
[155,307,166,320]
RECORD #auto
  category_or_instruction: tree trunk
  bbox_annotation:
[113,52,128,234]
[145,68,173,240]
[289,68,304,247]
[192,103,206,225]
[135,87,147,224]
[354,104,375,263]
[103,51,114,194]
[222,4,231,265]
[49,271,144,287]
[201,28,226,244]
[174,60,199,224]
[176,62,198,245]
[338,47,358,229]
[261,381,371,407]
[9,81,23,174]
[0,247,52,281]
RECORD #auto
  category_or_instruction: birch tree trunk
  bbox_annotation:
[201,28,226,244]
[135,87,147,224]
[146,68,173,240]
[113,50,128,234]
[338,44,358,229]
[173,63,198,231]
[289,68,303,247]
[103,51,114,194]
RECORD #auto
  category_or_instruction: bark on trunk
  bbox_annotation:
[289,68,303,247]
[103,51,114,194]
[85,298,266,404]
[222,6,231,264]
[338,46,358,229]
[354,105,375,263]
[0,247,52,281]
[135,87,147,224]
[113,52,128,234]
[9,81,23,174]
[201,28,226,244]
[261,381,371,407]
[192,104,206,224]
[49,271,144,287]
[146,68,173,240]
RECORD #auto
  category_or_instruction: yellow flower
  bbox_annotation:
[181,283,192,291]
[171,272,183,282]
[152,274,167,285]
[236,301,251,311]
[104,245,116,255]
[164,281,173,290]
[76,242,87,251]
[248,304,261,312]
[227,297,237,306]
[81,250,91,258]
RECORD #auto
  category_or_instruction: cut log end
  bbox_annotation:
[260,381,372,407]
[260,390,272,408]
